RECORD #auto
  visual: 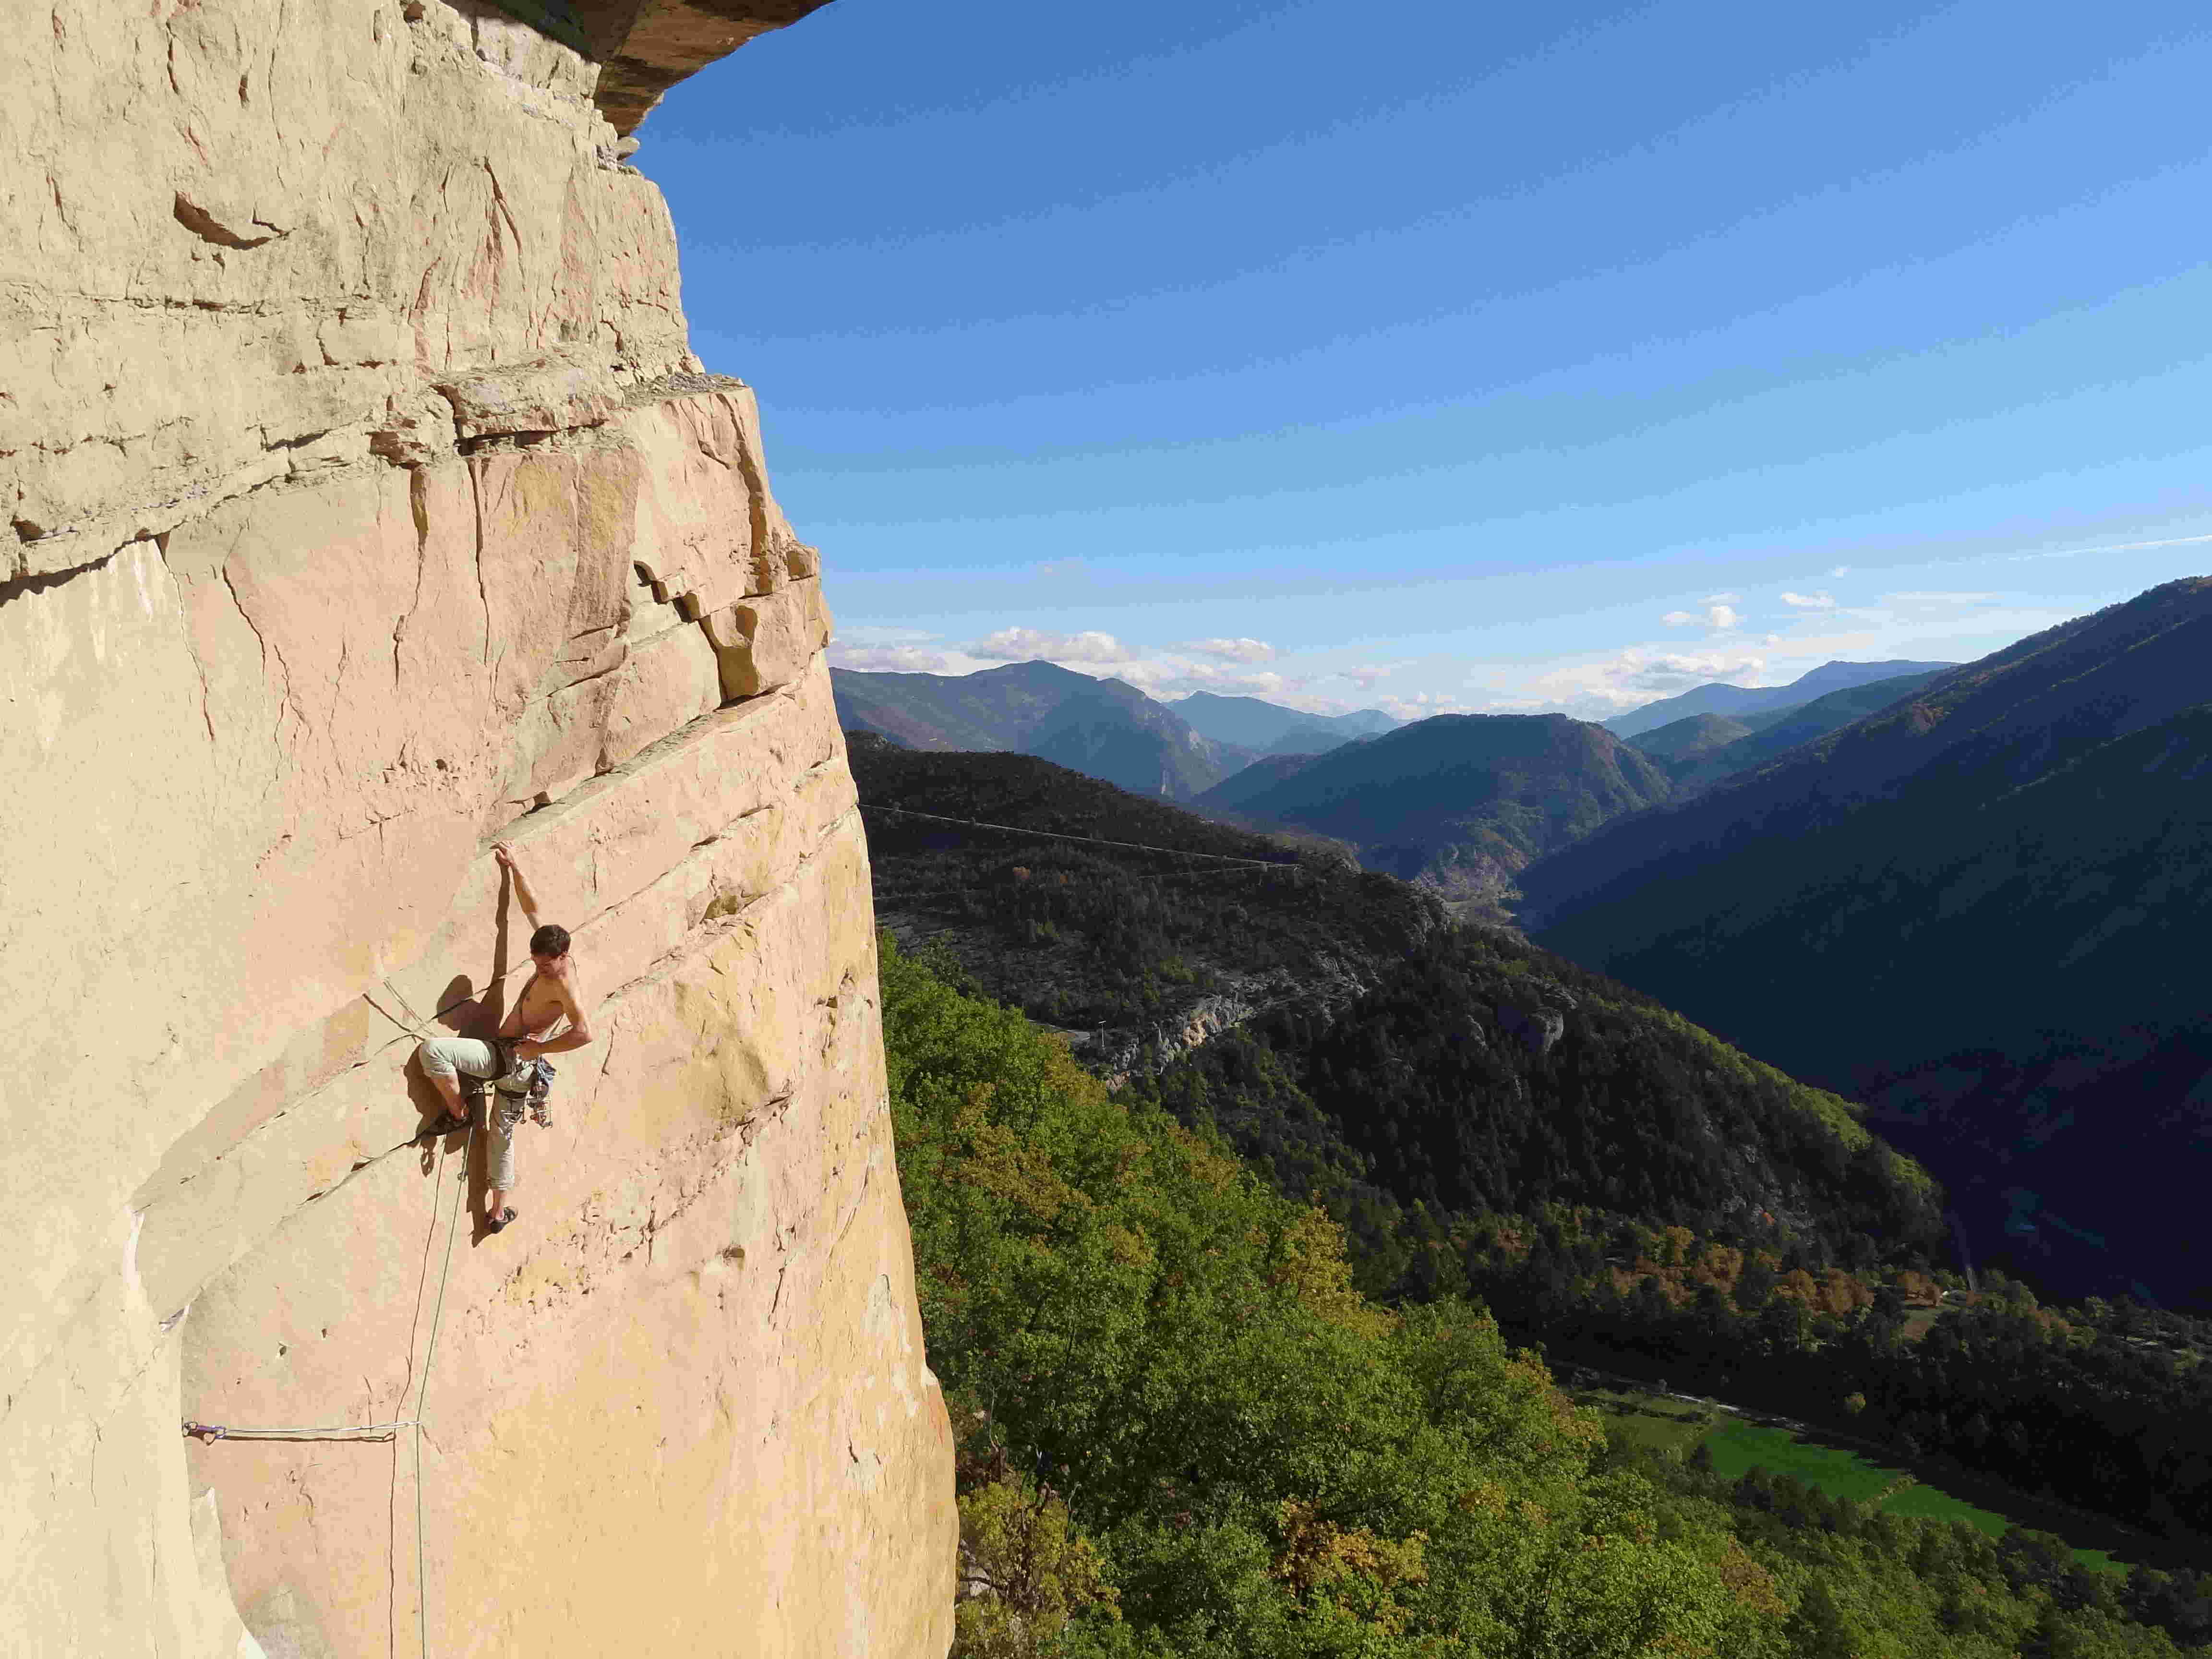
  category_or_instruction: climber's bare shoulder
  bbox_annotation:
[546,956,593,1042]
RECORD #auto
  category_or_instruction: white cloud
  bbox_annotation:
[1176,663,1289,696]
[1780,590,1835,609]
[1663,602,1738,630]
[829,643,964,673]
[967,626,1131,663]
[1376,690,1474,721]
[1627,649,1764,689]
[1827,565,1852,577]
[1703,592,1742,604]
[1174,637,1276,663]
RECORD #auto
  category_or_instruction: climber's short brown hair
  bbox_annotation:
[530,923,571,960]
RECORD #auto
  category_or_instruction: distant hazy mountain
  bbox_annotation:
[831,660,1249,801]
[1197,712,1673,909]
[1173,691,1399,754]
[1522,578,2212,1304]
[1625,712,1753,768]
[1632,669,1948,792]
[1604,659,1957,739]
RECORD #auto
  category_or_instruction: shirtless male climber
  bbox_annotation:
[415,842,595,1233]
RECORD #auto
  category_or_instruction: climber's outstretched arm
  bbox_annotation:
[493,840,541,929]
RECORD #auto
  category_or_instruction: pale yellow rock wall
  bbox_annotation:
[0,3,955,1655]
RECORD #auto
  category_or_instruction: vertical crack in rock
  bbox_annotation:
[394,468,432,689]
[467,463,495,697]
[152,534,218,750]
[219,562,294,763]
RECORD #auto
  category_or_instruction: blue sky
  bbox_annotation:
[637,0,2212,718]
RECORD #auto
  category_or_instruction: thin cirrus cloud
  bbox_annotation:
[1780,589,1836,609]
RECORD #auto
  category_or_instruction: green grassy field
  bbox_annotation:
[1566,1383,2126,1575]
[1569,1386,1723,1460]
[1698,1417,2125,1575]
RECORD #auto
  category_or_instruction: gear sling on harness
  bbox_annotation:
[483,1040,556,1127]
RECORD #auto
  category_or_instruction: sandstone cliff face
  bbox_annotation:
[1,4,955,1655]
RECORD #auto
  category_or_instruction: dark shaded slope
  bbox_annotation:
[847,736,1437,1067]
[1221,712,1675,903]
[1523,578,2212,1302]
[1191,751,1326,816]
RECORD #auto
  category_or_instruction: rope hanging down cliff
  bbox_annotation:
[184,1127,471,1659]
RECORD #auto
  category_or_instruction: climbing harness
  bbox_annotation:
[490,1046,557,1128]
[183,1124,470,1659]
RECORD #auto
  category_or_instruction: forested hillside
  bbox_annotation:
[856,736,2212,1583]
[886,941,2212,1657]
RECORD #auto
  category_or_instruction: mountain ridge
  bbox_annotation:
[1522,576,2212,1304]
[1173,689,1400,753]
[1198,709,1676,909]
[1631,669,1951,792]
[832,658,1253,800]
[1604,658,1959,739]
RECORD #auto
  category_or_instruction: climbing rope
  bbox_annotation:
[877,863,1306,909]
[412,1131,469,1659]
[183,1124,471,1659]
[856,802,1294,867]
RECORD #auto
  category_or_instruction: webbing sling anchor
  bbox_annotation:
[181,1418,416,1443]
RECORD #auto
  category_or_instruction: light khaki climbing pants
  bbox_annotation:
[417,1035,528,1189]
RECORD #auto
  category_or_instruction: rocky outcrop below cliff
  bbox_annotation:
[3,4,953,1655]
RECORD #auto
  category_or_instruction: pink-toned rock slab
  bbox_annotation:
[0,3,953,1654]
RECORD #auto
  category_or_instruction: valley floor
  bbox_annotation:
[1562,1368,2180,1575]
